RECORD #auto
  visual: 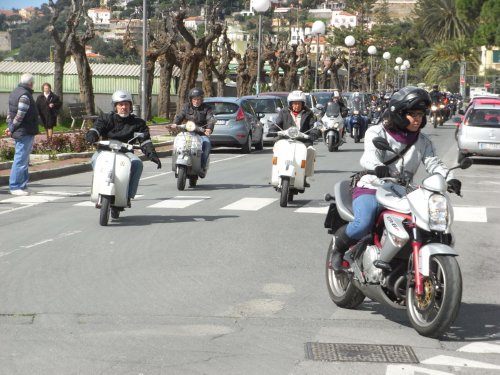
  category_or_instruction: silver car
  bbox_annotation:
[240,95,285,144]
[456,103,500,162]
[204,97,264,153]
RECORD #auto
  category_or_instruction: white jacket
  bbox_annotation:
[358,124,452,187]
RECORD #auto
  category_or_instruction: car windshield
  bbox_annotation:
[312,93,333,107]
[468,109,500,127]
[247,99,278,113]
[325,102,340,117]
[205,102,239,115]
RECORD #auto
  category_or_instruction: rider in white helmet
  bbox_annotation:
[86,90,162,207]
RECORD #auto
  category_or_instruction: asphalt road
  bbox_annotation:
[1,121,500,374]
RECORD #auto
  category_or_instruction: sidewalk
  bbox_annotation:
[0,124,174,188]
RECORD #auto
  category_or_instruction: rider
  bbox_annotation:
[331,90,348,118]
[171,88,215,177]
[272,90,321,187]
[429,84,443,104]
[330,86,462,271]
[85,90,162,206]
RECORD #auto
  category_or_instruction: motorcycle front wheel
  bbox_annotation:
[177,166,187,191]
[280,177,290,207]
[406,255,462,338]
[325,239,365,308]
[352,127,360,143]
[99,195,111,226]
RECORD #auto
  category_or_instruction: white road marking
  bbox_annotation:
[74,201,95,207]
[0,204,34,215]
[1,230,81,258]
[295,206,329,214]
[36,190,88,196]
[149,196,208,209]
[386,365,452,375]
[453,206,487,222]
[457,342,500,354]
[221,197,277,211]
[1,195,64,204]
[421,355,500,370]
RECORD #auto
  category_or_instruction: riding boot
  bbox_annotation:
[331,225,354,271]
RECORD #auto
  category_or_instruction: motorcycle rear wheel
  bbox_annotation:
[406,255,462,338]
[99,195,111,226]
[325,239,365,308]
[177,166,187,191]
[280,177,290,207]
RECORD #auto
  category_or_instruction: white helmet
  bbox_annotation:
[332,90,340,98]
[287,90,306,105]
[111,90,133,107]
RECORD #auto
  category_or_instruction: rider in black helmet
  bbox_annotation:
[171,88,215,177]
[329,86,462,272]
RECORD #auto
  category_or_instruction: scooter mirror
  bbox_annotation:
[460,157,473,170]
[133,132,145,141]
[372,136,393,152]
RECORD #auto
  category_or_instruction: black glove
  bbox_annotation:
[309,129,320,141]
[375,165,390,178]
[85,130,98,144]
[151,155,162,169]
[447,179,462,195]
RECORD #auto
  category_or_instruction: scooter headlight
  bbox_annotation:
[185,121,196,132]
[428,193,448,231]
[286,127,299,138]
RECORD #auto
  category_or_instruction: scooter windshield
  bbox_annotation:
[325,101,341,117]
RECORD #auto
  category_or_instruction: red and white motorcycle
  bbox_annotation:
[324,136,472,338]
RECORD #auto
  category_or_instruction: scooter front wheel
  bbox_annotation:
[99,195,111,226]
[177,166,187,191]
[280,178,290,207]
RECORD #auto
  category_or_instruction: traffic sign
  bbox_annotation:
[484,81,491,88]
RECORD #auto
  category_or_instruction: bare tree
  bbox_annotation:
[234,46,258,96]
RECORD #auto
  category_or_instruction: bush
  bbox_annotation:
[0,139,15,162]
[32,131,92,157]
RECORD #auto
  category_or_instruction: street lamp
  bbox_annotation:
[368,45,377,93]
[395,56,403,89]
[403,59,410,86]
[345,35,355,92]
[382,51,391,91]
[253,0,271,95]
[140,0,147,119]
[311,20,326,90]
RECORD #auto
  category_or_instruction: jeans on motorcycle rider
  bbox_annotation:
[331,86,462,271]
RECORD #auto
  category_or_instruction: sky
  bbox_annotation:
[0,0,47,10]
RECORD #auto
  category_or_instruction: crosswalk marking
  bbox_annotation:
[453,206,487,222]
[295,206,329,214]
[1,194,64,204]
[221,197,277,211]
[149,195,208,209]
[421,355,500,370]
[457,342,500,354]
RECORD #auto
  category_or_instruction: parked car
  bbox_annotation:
[456,102,500,162]
[240,95,285,144]
[204,97,264,153]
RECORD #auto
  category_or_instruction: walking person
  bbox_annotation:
[4,73,40,196]
[36,82,62,139]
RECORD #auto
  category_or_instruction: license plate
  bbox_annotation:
[216,120,226,125]
[479,142,500,150]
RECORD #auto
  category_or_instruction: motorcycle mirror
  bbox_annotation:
[460,157,473,170]
[133,132,145,141]
[372,136,394,152]
[316,104,324,110]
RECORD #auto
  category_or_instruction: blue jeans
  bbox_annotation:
[91,152,143,199]
[345,193,379,240]
[201,135,211,169]
[9,134,35,191]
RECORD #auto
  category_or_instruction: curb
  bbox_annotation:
[0,144,173,188]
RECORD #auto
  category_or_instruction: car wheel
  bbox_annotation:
[241,133,252,154]
[254,132,264,150]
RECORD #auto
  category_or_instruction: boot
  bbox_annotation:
[331,225,354,272]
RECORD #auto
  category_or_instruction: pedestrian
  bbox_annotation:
[36,82,62,139]
[4,73,40,196]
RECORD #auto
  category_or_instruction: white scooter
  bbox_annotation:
[271,125,316,207]
[320,101,345,152]
[90,132,144,226]
[170,121,209,190]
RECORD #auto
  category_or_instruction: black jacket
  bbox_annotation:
[8,85,39,139]
[88,112,158,159]
[36,91,62,128]
[275,106,316,133]
[174,102,215,132]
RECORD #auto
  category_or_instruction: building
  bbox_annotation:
[479,46,500,75]
[373,0,417,21]
[88,8,112,25]
[330,10,357,28]
[184,16,204,32]
[18,7,36,20]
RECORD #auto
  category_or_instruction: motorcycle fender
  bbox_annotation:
[112,153,131,207]
[418,243,458,276]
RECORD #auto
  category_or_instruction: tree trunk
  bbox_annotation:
[71,43,95,115]
[158,55,175,119]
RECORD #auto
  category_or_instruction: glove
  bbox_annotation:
[309,129,320,141]
[447,179,462,195]
[151,155,162,169]
[375,165,390,178]
[85,130,99,144]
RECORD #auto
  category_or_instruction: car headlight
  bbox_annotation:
[428,193,448,231]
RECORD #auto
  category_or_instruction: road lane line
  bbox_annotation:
[221,197,277,211]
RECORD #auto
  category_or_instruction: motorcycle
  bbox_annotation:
[347,102,368,143]
[324,136,472,338]
[170,121,209,191]
[90,132,144,226]
[370,103,384,125]
[271,125,317,207]
[320,101,345,152]
[430,102,445,128]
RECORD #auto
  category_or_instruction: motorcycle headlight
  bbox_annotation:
[333,122,340,129]
[428,193,448,231]
[431,105,438,111]
[286,127,299,138]
[354,110,359,115]
[439,104,445,108]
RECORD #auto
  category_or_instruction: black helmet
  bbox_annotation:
[188,88,204,99]
[389,86,431,130]
[432,84,439,90]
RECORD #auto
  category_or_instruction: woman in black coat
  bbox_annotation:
[36,82,62,138]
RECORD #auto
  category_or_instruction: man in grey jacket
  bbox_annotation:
[4,73,40,196]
